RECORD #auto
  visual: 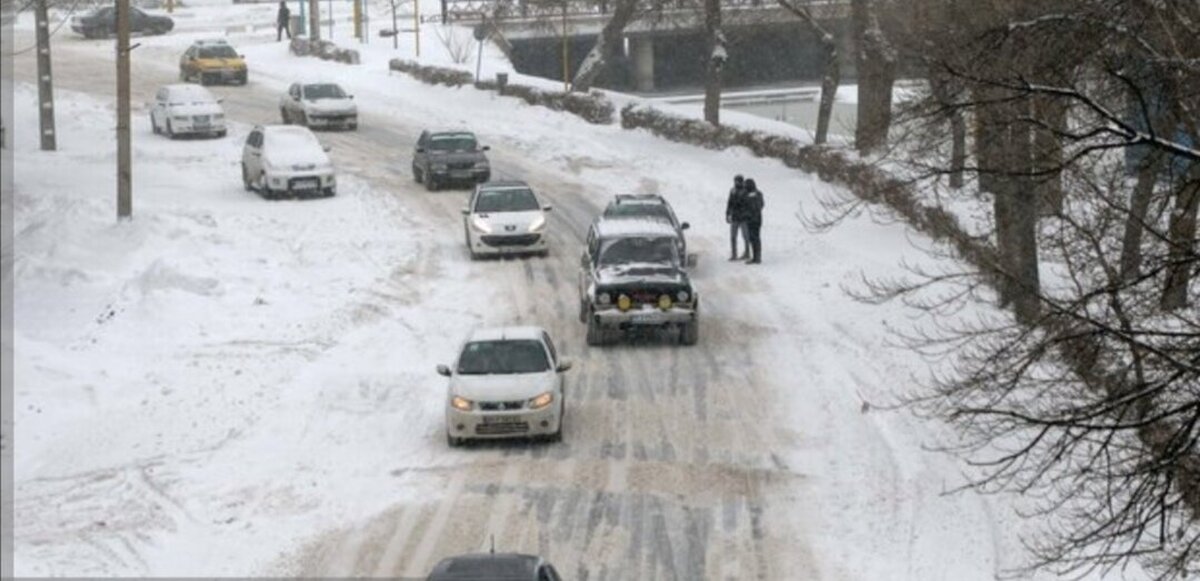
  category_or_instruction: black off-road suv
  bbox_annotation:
[411,130,491,191]
[577,217,699,346]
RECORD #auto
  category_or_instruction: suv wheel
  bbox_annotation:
[280,108,289,124]
[447,433,464,448]
[586,314,608,346]
[425,175,438,192]
[413,165,423,183]
[680,320,699,346]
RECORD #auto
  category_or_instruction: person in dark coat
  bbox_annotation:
[725,174,751,260]
[276,1,291,41]
[743,178,764,264]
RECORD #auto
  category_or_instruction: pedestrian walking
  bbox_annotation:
[276,1,292,41]
[743,178,764,264]
[725,174,751,260]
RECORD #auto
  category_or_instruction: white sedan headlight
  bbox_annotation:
[528,215,546,232]
[528,392,554,410]
[470,215,493,233]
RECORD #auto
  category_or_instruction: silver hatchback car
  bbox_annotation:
[437,326,572,447]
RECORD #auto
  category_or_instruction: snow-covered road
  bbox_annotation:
[6,11,1110,579]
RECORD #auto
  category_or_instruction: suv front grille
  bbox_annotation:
[448,161,475,170]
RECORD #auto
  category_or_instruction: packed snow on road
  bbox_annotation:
[6,2,1148,579]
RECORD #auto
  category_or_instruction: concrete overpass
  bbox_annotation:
[431,0,856,91]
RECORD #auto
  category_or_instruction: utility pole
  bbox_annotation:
[35,0,57,151]
[413,0,420,57]
[308,0,320,40]
[561,0,568,91]
[327,0,333,38]
[117,0,132,219]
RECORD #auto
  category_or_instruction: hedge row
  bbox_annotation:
[290,37,360,65]
[618,103,996,270]
[388,59,613,125]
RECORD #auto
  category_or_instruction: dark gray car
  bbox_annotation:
[71,6,173,38]
[412,130,491,191]
[426,553,562,581]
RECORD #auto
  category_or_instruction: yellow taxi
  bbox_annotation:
[179,39,248,86]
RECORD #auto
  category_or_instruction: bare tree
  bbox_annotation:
[849,0,895,153]
[702,0,725,125]
[777,0,839,144]
[571,0,638,91]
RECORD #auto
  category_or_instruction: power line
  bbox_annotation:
[2,0,85,57]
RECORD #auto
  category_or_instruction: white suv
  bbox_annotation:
[437,326,572,447]
[150,84,226,138]
[462,181,551,259]
[240,125,336,199]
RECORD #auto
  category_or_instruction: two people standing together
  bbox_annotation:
[725,175,764,264]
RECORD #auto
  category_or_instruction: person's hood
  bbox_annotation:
[263,145,330,170]
[450,371,557,402]
[595,262,688,286]
[168,103,223,117]
[472,210,543,233]
[304,98,356,114]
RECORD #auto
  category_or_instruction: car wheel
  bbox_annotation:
[257,173,274,199]
[425,175,438,192]
[413,165,423,184]
[297,112,308,126]
[150,114,159,135]
[578,300,588,324]
[216,129,227,138]
[680,320,699,346]
[165,120,175,139]
[546,426,562,444]
[586,314,608,347]
[447,433,464,448]
[280,108,289,124]
[465,228,478,260]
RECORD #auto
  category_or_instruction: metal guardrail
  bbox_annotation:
[433,0,844,23]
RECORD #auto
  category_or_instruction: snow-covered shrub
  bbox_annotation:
[290,38,360,65]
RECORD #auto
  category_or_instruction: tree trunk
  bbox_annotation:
[1119,150,1164,282]
[950,109,966,188]
[778,0,839,145]
[703,0,723,125]
[1160,165,1200,310]
[993,99,1041,321]
[973,87,1003,194]
[1033,96,1067,216]
[571,0,637,92]
[850,0,894,154]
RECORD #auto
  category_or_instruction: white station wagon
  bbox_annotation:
[149,83,226,139]
[437,326,572,447]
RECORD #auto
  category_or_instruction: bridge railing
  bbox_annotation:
[430,0,841,24]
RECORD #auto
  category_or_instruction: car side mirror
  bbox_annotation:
[436,364,452,377]
[349,95,355,99]
[217,98,225,104]
[416,147,425,153]
[481,145,490,151]
[542,205,553,212]
[461,206,470,215]
[556,358,574,373]
[239,53,245,59]
[580,252,589,267]
[323,145,332,152]
[680,222,691,230]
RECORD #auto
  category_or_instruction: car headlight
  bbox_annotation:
[616,294,632,311]
[470,215,492,233]
[528,215,546,232]
[451,396,473,411]
[597,292,611,305]
[676,290,689,302]
[431,163,448,171]
[529,392,554,410]
[658,294,673,310]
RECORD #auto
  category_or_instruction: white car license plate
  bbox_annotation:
[481,415,520,424]
[450,170,474,179]
[293,179,319,190]
[631,313,666,325]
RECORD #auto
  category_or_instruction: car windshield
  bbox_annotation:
[604,202,673,223]
[198,46,238,59]
[428,133,478,152]
[264,129,320,152]
[475,188,539,213]
[169,87,215,106]
[304,84,346,100]
[598,236,679,267]
[456,340,549,375]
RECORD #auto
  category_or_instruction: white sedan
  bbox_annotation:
[437,326,572,447]
[240,125,336,199]
[149,83,225,138]
[279,82,358,130]
[461,181,551,259]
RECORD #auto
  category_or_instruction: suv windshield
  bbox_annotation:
[598,236,679,267]
[604,203,673,223]
[457,340,549,375]
[198,46,238,59]
[475,188,539,213]
[429,133,478,152]
[304,84,346,100]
